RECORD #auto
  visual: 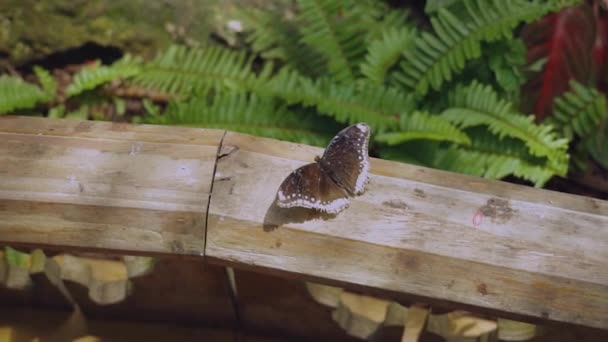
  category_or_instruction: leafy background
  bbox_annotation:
[1,0,607,197]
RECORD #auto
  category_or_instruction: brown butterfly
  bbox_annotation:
[276,123,370,214]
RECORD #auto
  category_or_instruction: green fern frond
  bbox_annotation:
[440,82,569,172]
[66,56,142,97]
[425,0,462,13]
[379,140,440,166]
[587,118,608,169]
[0,75,50,114]
[298,0,366,82]
[435,147,554,187]
[351,0,410,41]
[133,45,272,98]
[376,111,471,145]
[33,66,57,98]
[360,27,417,84]
[551,81,606,139]
[297,77,413,131]
[256,68,303,100]
[239,8,327,77]
[239,8,294,60]
[145,93,332,146]
[257,69,413,131]
[434,129,557,186]
[395,0,566,96]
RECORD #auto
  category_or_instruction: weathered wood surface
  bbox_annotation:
[1,117,607,330]
[206,131,608,329]
[0,116,222,255]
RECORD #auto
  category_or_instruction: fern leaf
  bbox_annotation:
[360,27,417,84]
[257,69,413,131]
[238,8,293,59]
[33,66,57,98]
[66,56,142,97]
[133,45,272,98]
[395,0,569,96]
[238,8,327,77]
[0,75,49,114]
[298,77,413,131]
[379,140,440,166]
[440,82,569,173]
[435,147,554,187]
[351,0,411,41]
[144,93,333,146]
[376,111,470,145]
[298,0,367,82]
[434,129,558,186]
[587,118,608,169]
[551,81,606,139]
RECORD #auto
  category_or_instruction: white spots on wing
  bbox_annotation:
[276,123,371,212]
[277,196,350,214]
[355,158,370,194]
[354,124,371,194]
[356,123,369,132]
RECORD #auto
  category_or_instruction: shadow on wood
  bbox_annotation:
[263,201,337,232]
[1,117,607,331]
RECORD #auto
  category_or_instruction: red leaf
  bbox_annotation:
[521,4,596,121]
[594,11,608,91]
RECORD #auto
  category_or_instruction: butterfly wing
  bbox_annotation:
[276,163,350,214]
[320,123,370,195]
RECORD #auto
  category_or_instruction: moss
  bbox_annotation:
[0,0,216,64]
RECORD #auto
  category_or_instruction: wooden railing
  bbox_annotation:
[1,116,606,329]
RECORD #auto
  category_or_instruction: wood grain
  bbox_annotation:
[1,117,607,330]
[206,132,608,329]
[0,116,223,255]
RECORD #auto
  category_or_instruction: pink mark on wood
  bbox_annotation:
[472,210,484,227]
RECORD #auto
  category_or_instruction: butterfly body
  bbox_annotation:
[276,123,370,214]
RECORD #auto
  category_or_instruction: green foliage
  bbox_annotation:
[132,45,273,98]
[293,78,413,131]
[297,0,366,82]
[347,0,411,42]
[360,27,417,85]
[4,246,30,268]
[249,68,414,131]
[434,144,555,187]
[394,0,569,96]
[131,0,576,185]
[587,119,608,169]
[67,56,142,97]
[376,111,471,145]
[33,66,57,98]
[549,81,608,169]
[551,81,606,139]
[441,82,569,172]
[238,8,326,77]
[486,39,527,100]
[0,0,585,187]
[144,93,333,146]
[0,75,50,114]
[425,0,462,13]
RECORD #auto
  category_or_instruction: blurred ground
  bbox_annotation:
[0,0,290,65]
